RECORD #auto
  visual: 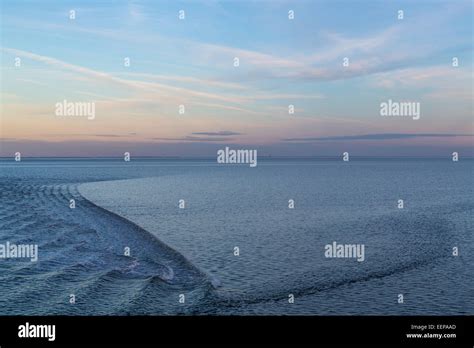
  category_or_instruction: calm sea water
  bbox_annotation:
[0,158,472,315]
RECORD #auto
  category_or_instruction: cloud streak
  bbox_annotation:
[152,136,235,142]
[283,133,474,142]
[192,131,242,136]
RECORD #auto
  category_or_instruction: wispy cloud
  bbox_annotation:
[117,72,246,90]
[5,3,466,84]
[33,133,139,140]
[152,136,235,142]
[153,131,243,142]
[371,65,473,101]
[1,1,471,157]
[372,66,469,88]
[1,47,322,116]
[192,131,242,136]
[283,133,474,142]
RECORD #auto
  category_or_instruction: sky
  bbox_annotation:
[0,0,473,157]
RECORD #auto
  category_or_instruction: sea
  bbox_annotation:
[0,158,472,315]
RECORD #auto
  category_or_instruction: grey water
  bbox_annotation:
[0,158,472,315]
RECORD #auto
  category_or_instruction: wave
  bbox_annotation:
[210,206,466,310]
[1,177,471,314]
[0,180,216,315]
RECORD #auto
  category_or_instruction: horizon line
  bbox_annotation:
[1,155,472,160]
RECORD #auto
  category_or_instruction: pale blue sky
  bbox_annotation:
[0,0,472,156]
